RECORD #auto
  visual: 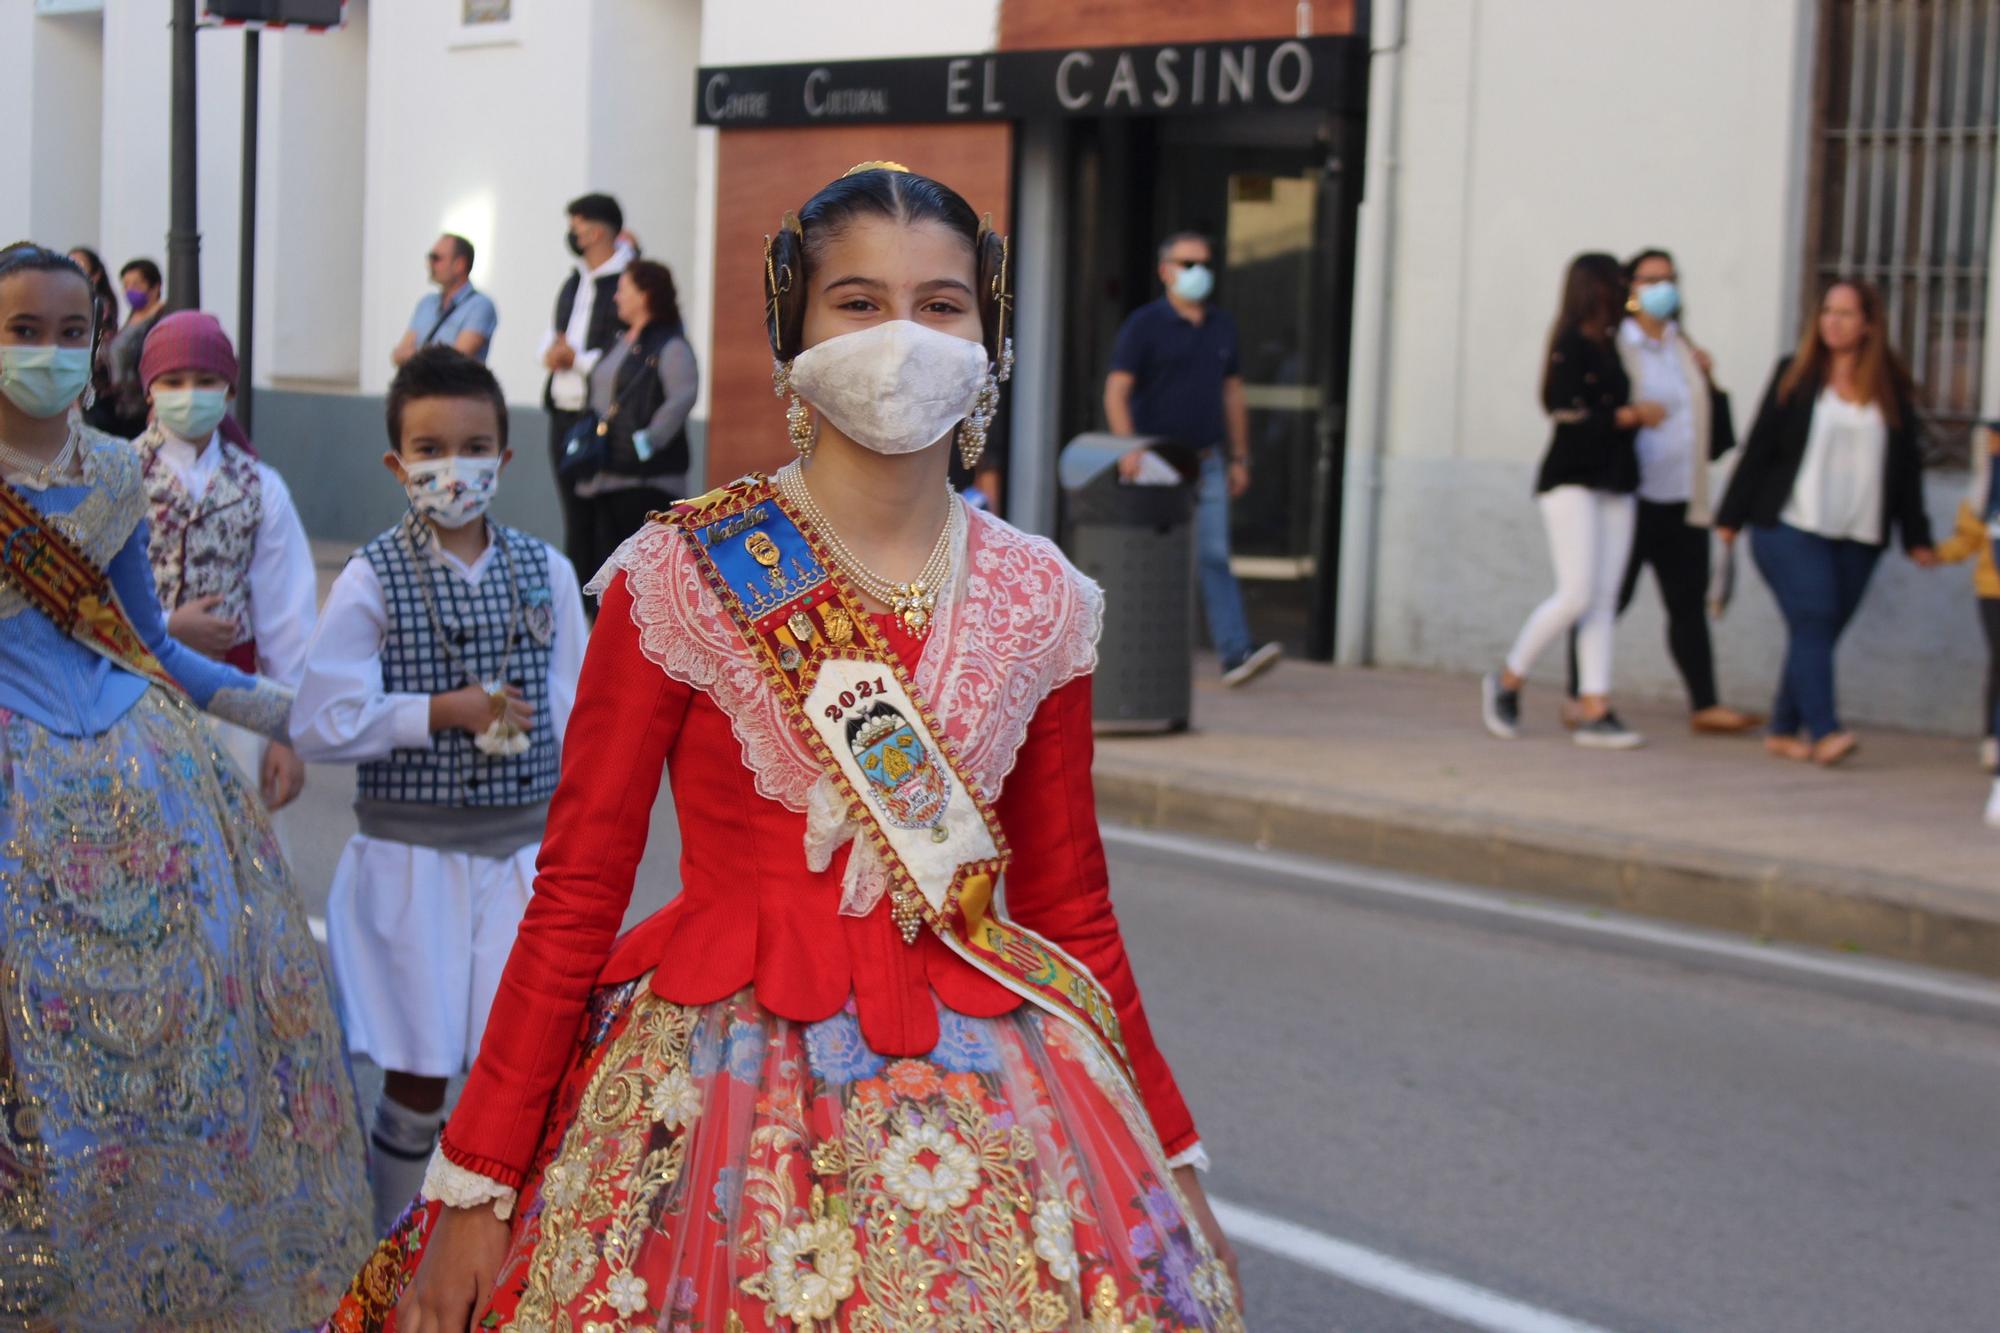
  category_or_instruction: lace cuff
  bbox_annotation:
[420,1147,518,1221]
[1166,1140,1212,1173]
[206,678,294,743]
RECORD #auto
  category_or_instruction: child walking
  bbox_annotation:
[0,243,371,1326]
[132,310,318,835]
[291,346,587,1233]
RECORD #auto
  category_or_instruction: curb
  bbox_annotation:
[1093,763,2000,983]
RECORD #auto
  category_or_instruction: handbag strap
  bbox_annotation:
[599,342,662,427]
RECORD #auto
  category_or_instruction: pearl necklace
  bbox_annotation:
[778,461,959,634]
[0,425,83,490]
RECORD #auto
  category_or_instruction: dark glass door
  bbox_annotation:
[1061,109,1359,658]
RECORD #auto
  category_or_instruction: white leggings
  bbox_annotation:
[1506,486,1637,696]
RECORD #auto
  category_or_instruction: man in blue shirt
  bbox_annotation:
[1105,231,1281,686]
[392,233,499,365]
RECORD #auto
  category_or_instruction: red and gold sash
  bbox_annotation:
[0,476,183,696]
[664,474,1138,1093]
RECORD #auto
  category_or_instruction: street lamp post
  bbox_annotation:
[168,0,201,311]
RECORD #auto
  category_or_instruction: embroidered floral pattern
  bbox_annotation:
[138,426,262,648]
[879,1121,981,1215]
[0,690,372,1329]
[323,987,1243,1333]
[1033,1196,1081,1283]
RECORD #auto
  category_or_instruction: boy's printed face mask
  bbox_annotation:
[401,455,501,529]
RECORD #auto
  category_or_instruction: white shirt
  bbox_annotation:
[540,241,635,412]
[1619,318,1697,504]
[155,430,319,690]
[1781,390,1888,544]
[289,533,588,763]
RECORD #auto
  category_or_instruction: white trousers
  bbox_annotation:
[325,835,537,1078]
[1505,486,1637,697]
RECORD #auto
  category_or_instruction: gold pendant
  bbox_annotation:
[821,606,855,645]
[901,606,928,634]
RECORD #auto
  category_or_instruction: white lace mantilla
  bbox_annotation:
[590,496,1104,916]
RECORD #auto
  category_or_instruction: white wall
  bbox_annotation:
[1358,0,1988,733]
[1,8,105,252]
[0,5,39,244]
[28,12,106,250]
[257,0,370,384]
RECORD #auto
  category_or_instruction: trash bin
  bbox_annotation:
[1059,433,1200,733]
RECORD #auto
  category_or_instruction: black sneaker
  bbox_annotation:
[1222,642,1282,687]
[1481,672,1520,739]
[1573,711,1645,750]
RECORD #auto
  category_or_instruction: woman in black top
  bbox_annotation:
[575,259,697,582]
[1483,253,1664,748]
[1714,278,1936,766]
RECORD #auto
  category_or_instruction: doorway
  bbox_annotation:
[1060,108,1361,659]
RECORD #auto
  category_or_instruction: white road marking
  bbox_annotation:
[1101,825,2000,1013]
[1211,1197,1617,1333]
[308,914,328,944]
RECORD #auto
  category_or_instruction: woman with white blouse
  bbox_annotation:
[1714,279,1937,766]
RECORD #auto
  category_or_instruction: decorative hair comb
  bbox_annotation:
[843,160,911,177]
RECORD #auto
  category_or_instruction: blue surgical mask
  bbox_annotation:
[0,346,93,419]
[1173,263,1215,303]
[1637,281,1681,320]
[153,387,231,442]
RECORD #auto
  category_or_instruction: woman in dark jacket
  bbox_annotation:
[1483,253,1664,749]
[1715,278,1936,766]
[574,259,697,582]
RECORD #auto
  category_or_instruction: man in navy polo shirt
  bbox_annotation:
[1106,230,1281,686]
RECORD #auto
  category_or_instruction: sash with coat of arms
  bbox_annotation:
[662,473,1139,1097]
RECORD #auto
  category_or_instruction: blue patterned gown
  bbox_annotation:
[0,432,372,1329]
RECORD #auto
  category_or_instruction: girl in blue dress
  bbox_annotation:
[0,243,371,1328]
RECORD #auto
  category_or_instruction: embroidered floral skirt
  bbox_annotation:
[327,981,1244,1332]
[0,690,374,1330]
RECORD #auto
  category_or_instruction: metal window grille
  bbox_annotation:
[1809,0,2000,462]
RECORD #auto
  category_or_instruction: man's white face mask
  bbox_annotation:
[787,320,988,456]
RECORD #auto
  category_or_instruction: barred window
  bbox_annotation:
[1809,0,2000,462]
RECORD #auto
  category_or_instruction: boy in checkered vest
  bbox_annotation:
[291,347,587,1233]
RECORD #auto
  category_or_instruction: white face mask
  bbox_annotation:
[401,455,501,529]
[153,387,231,442]
[787,320,988,456]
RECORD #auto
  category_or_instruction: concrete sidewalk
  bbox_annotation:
[1093,661,2000,981]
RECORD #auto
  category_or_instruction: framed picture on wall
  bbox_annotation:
[452,0,518,48]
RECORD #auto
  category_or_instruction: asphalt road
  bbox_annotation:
[278,763,2000,1333]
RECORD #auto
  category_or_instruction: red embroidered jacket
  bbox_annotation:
[440,570,1199,1191]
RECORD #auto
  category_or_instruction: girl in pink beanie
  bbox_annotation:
[134,309,319,831]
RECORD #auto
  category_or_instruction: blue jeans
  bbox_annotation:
[1750,523,1882,740]
[1196,451,1254,665]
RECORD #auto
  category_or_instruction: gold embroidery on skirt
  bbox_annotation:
[512,993,699,1328]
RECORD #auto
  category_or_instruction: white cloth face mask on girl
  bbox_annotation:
[787,320,988,456]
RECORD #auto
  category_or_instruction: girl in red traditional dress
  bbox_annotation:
[328,166,1244,1332]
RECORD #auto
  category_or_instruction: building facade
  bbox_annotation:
[8,0,1998,733]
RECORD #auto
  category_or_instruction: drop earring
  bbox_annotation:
[773,358,813,458]
[957,369,999,471]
